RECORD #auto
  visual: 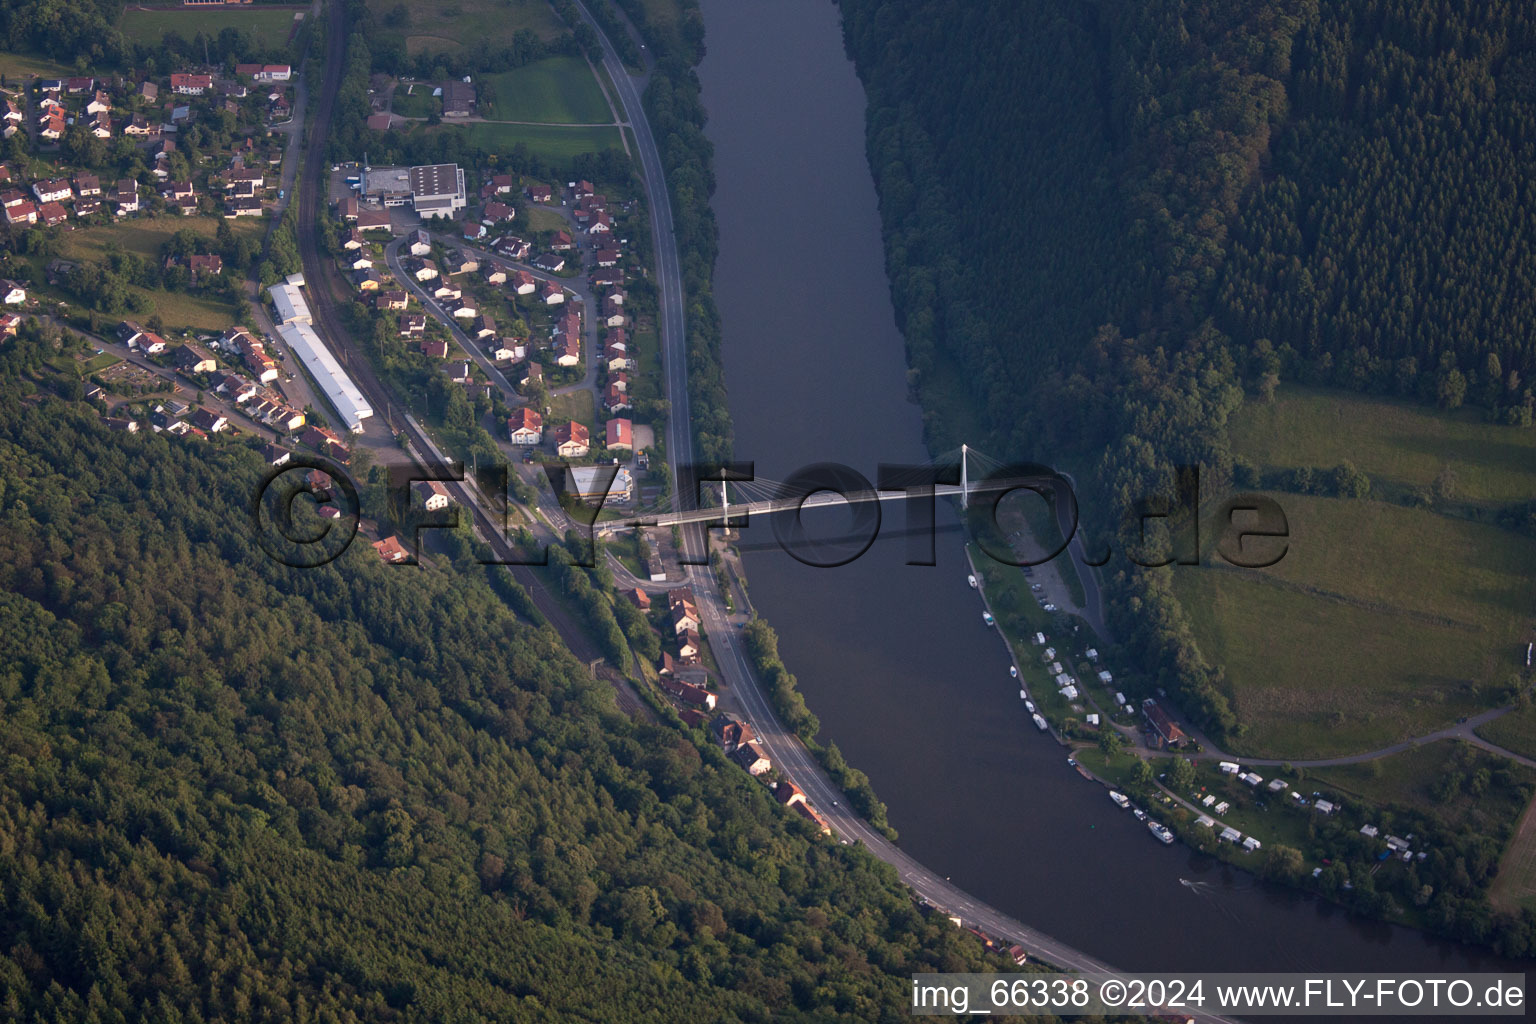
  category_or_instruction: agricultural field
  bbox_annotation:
[1176,493,1536,758]
[1231,385,1536,504]
[479,57,612,123]
[117,6,301,52]
[365,0,567,55]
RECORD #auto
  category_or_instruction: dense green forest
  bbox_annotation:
[841,0,1536,741]
[0,328,1022,1019]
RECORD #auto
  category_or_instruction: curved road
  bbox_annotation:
[570,4,1238,1016]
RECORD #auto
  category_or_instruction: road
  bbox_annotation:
[566,6,1247,1014]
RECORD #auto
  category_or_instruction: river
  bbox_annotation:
[696,0,1517,984]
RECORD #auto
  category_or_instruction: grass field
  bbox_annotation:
[548,388,594,433]
[117,7,299,51]
[1309,741,1536,834]
[1175,493,1536,757]
[1477,704,1536,760]
[480,57,611,123]
[415,121,622,163]
[392,83,437,118]
[0,51,77,80]
[56,216,263,263]
[1232,386,1536,504]
[365,0,567,55]
[521,206,568,234]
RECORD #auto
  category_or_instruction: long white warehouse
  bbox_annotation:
[276,320,374,432]
[268,282,310,325]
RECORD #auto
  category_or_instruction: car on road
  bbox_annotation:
[1030,583,1043,592]
[1043,603,1057,612]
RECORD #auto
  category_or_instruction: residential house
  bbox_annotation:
[519,361,543,388]
[89,116,112,140]
[531,252,565,273]
[33,178,71,204]
[189,253,223,278]
[430,280,461,301]
[0,312,20,336]
[732,744,771,776]
[442,249,477,275]
[482,200,513,223]
[593,248,620,268]
[175,343,217,374]
[0,280,26,305]
[420,339,450,359]
[39,110,64,141]
[372,536,410,563]
[553,421,590,458]
[225,196,262,218]
[114,179,139,214]
[37,202,66,227]
[511,270,537,295]
[555,334,581,367]
[541,280,565,305]
[407,228,431,256]
[660,676,717,711]
[491,337,525,362]
[462,221,485,241]
[412,480,451,511]
[171,74,213,95]
[604,381,631,413]
[73,173,101,198]
[526,183,552,203]
[492,174,514,193]
[446,360,473,384]
[549,229,574,251]
[378,289,409,311]
[495,236,530,261]
[122,113,154,137]
[481,262,507,285]
[3,200,36,226]
[397,313,426,335]
[65,77,93,95]
[137,81,158,102]
[508,407,543,445]
[342,227,363,250]
[189,407,228,433]
[406,257,438,281]
[709,713,756,754]
[1142,700,1187,748]
[137,332,169,355]
[471,314,496,339]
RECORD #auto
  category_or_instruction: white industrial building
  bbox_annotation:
[265,280,373,432]
[408,163,466,217]
[269,281,310,325]
[360,163,466,217]
[277,322,374,432]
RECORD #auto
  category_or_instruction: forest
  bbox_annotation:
[0,324,1036,1018]
[840,0,1536,738]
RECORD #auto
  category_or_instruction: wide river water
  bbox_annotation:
[693,0,1523,986]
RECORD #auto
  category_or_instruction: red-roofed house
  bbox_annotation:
[553,421,589,458]
[171,74,213,95]
[605,418,633,452]
[508,407,543,445]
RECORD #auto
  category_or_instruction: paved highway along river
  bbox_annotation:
[696,0,1518,987]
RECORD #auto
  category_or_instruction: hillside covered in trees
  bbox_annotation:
[840,0,1536,738]
[0,330,1008,1019]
